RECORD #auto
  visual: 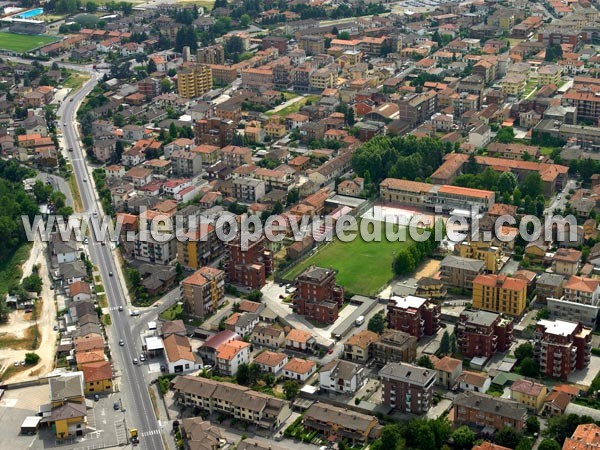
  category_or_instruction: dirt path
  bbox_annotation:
[0,236,57,383]
[414,259,441,279]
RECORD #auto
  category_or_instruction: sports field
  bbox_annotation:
[0,32,58,52]
[283,220,412,296]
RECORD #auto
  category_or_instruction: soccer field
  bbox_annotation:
[283,221,412,296]
[0,32,58,52]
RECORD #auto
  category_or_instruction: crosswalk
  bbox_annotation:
[140,429,162,437]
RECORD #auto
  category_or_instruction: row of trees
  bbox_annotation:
[393,224,441,276]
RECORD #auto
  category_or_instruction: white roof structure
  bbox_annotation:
[146,336,165,351]
[538,319,578,336]
[389,295,427,310]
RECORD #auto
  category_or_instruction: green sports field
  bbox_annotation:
[282,220,412,296]
[0,32,58,52]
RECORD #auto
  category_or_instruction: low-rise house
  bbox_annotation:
[344,330,379,363]
[285,329,316,352]
[199,330,241,365]
[541,390,571,417]
[318,359,365,394]
[433,356,462,389]
[216,340,251,376]
[224,312,259,337]
[510,379,547,412]
[453,391,527,431]
[251,324,285,348]
[80,360,113,394]
[563,424,600,450]
[164,334,202,374]
[253,351,288,378]
[172,376,291,430]
[458,371,491,393]
[302,402,379,443]
[180,418,224,450]
[282,358,317,383]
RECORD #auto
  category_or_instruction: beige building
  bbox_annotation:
[177,64,212,98]
[510,379,547,412]
[181,267,225,319]
[456,240,503,273]
[344,330,380,363]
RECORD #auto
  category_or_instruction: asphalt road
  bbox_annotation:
[58,72,165,450]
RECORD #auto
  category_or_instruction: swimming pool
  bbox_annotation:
[15,8,44,19]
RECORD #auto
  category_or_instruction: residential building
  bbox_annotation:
[281,358,317,383]
[380,362,436,414]
[510,379,547,412]
[180,418,224,450]
[472,274,528,316]
[416,277,447,299]
[224,312,259,336]
[318,359,365,394]
[251,324,285,349]
[285,329,316,352]
[49,402,87,439]
[456,310,514,358]
[80,361,112,394]
[216,340,251,376]
[197,44,225,65]
[537,273,566,303]
[458,371,491,393]
[386,295,441,340]
[563,423,600,450]
[541,390,572,417]
[552,248,582,276]
[293,266,344,324]
[372,330,418,367]
[456,240,503,273]
[233,178,266,203]
[534,319,592,379]
[226,234,273,290]
[302,402,378,443]
[164,333,202,374]
[177,64,212,98]
[177,223,226,270]
[440,255,485,290]
[549,275,600,327]
[171,150,203,177]
[453,391,527,431]
[344,330,380,363]
[254,351,288,378]
[199,331,241,365]
[433,356,462,389]
[133,232,176,265]
[181,267,226,319]
[538,64,562,86]
[172,376,291,430]
[500,73,527,98]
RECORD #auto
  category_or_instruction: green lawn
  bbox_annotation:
[268,95,321,117]
[282,221,412,296]
[63,72,90,91]
[0,32,58,52]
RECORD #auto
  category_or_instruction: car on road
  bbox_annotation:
[557,195,562,200]
[70,98,73,102]
[109,271,113,276]
[140,354,146,362]
[63,122,66,126]
[68,148,73,152]
[133,358,138,365]
[118,305,123,311]
[83,237,89,244]
[160,364,166,372]
[83,178,87,182]
[94,394,99,401]
[113,402,120,410]
[119,339,124,346]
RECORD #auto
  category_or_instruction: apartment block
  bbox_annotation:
[456,310,513,358]
[548,275,600,328]
[197,44,225,65]
[302,403,378,443]
[172,376,291,430]
[456,240,503,273]
[380,362,436,414]
[177,223,226,270]
[293,266,344,324]
[343,330,380,363]
[195,118,236,148]
[534,319,592,380]
[226,234,273,290]
[372,329,418,367]
[472,274,528,316]
[233,178,266,203]
[181,267,226,319]
[453,391,527,431]
[387,295,440,339]
[171,150,203,177]
[133,232,176,265]
[177,64,212,98]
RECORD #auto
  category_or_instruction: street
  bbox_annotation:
[58,69,166,449]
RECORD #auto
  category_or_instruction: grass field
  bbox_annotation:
[0,243,32,296]
[64,72,90,91]
[283,221,412,296]
[0,32,58,52]
[268,95,321,117]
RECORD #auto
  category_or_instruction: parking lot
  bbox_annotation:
[0,384,49,450]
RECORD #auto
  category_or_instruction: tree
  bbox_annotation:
[521,172,544,198]
[24,352,40,365]
[160,78,172,93]
[147,58,157,73]
[22,274,42,294]
[526,416,540,435]
[545,44,563,62]
[439,330,450,355]
[345,107,355,126]
[539,439,562,450]
[32,180,54,203]
[236,363,250,385]
[368,312,385,334]
[86,1,98,12]
[452,426,476,449]
[416,355,434,369]
[515,342,534,361]
[545,414,594,445]
[240,14,251,27]
[494,426,522,449]
[496,127,515,143]
[450,334,457,355]
[338,31,351,40]
[498,171,518,195]
[283,380,300,399]
[393,248,416,275]
[516,437,533,450]
[519,357,539,377]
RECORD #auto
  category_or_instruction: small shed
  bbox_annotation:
[20,416,42,434]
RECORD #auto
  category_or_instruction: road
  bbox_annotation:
[544,178,576,215]
[58,73,165,449]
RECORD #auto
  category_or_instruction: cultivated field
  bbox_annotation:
[0,32,58,52]
[283,220,412,296]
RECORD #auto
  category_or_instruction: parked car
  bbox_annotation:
[94,394,99,401]
[113,402,120,410]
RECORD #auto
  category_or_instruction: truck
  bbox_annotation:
[130,428,139,444]
[355,315,365,326]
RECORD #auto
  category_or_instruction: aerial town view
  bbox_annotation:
[2,0,600,449]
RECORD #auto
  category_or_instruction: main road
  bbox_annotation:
[58,72,165,450]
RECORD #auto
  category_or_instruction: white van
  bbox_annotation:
[355,315,365,326]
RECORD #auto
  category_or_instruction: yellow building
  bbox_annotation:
[457,240,503,272]
[500,73,527,98]
[177,64,212,98]
[498,15,515,30]
[510,379,547,412]
[310,68,336,90]
[49,372,86,408]
[51,402,87,439]
[81,360,113,394]
[264,120,286,139]
[538,64,562,86]
[472,274,528,316]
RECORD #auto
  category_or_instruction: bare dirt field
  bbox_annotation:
[0,237,57,383]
